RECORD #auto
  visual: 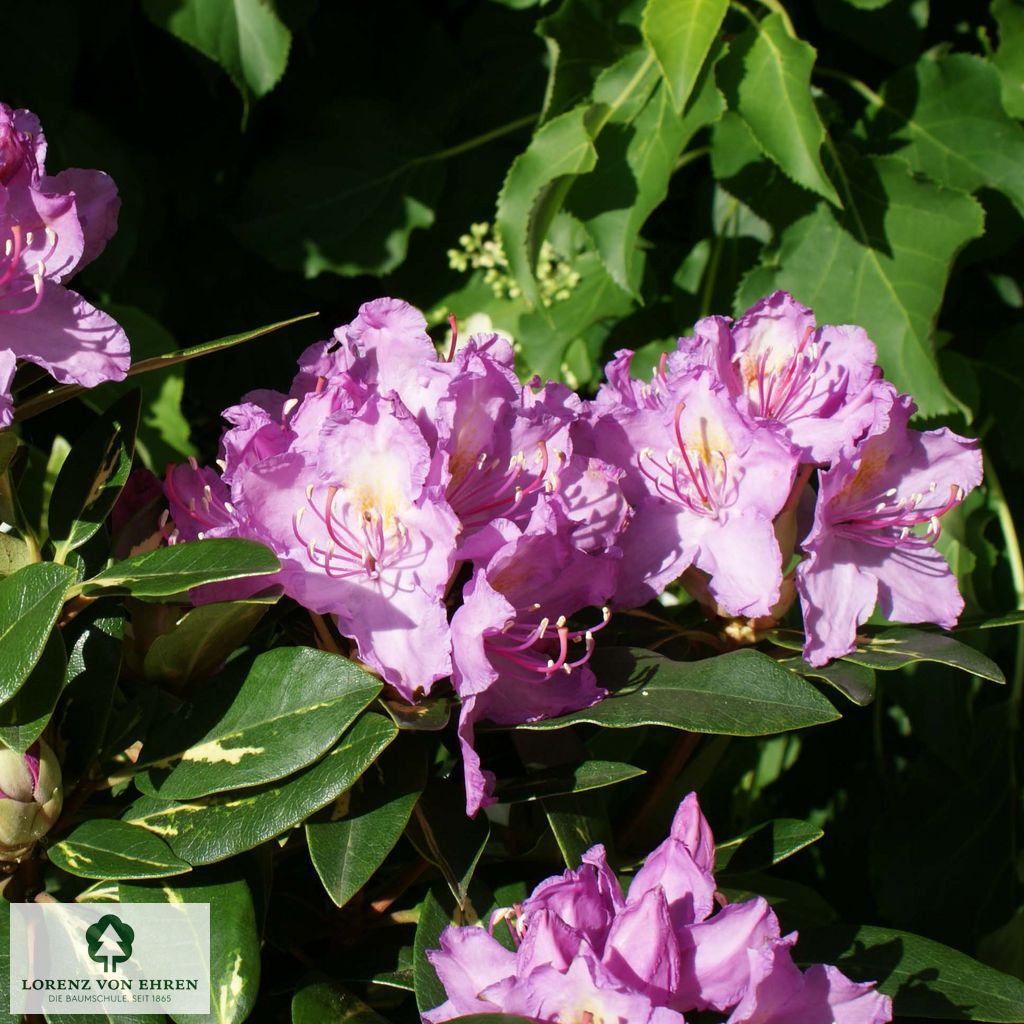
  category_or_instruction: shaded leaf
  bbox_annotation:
[413,888,451,1016]
[495,758,644,802]
[142,596,276,686]
[306,740,425,908]
[845,626,1005,681]
[514,647,839,733]
[291,983,388,1024]
[543,790,615,868]
[125,713,396,865]
[48,820,191,880]
[0,562,76,705]
[47,391,139,560]
[993,0,1024,118]
[796,924,1024,1020]
[80,539,279,598]
[781,655,877,707]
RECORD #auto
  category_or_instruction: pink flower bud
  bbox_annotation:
[0,739,62,860]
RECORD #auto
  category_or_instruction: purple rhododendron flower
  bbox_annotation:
[797,383,982,665]
[0,102,128,425]
[588,369,797,615]
[451,499,618,814]
[424,793,892,1024]
[671,292,882,464]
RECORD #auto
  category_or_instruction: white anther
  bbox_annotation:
[282,398,299,418]
[556,615,567,628]
[188,456,199,471]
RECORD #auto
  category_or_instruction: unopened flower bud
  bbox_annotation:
[0,739,62,860]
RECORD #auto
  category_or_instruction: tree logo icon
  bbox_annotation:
[85,914,135,973]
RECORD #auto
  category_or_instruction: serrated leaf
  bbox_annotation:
[142,0,291,102]
[716,818,824,873]
[796,924,1024,1020]
[781,655,877,706]
[125,713,396,865]
[121,873,260,1024]
[306,742,424,908]
[291,983,388,1024]
[495,759,644,802]
[48,391,140,560]
[642,0,728,111]
[720,13,840,204]
[513,647,839,733]
[843,626,1005,681]
[80,539,279,599]
[737,153,984,417]
[0,628,66,751]
[496,104,599,304]
[993,0,1024,118]
[142,596,276,686]
[569,64,725,294]
[0,562,76,705]
[138,646,381,799]
[49,820,192,880]
[870,54,1024,216]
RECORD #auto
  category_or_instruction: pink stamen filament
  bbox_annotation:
[835,483,963,549]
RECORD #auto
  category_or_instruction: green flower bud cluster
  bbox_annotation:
[447,222,581,307]
[0,739,62,862]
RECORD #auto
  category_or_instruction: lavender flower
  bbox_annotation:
[797,383,982,665]
[425,793,892,1023]
[0,103,128,425]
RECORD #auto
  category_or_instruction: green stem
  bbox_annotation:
[673,145,711,173]
[413,112,540,166]
[814,66,885,110]
[748,0,796,35]
[699,195,738,317]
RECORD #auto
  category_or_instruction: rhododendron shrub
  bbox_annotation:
[1,1,1022,1019]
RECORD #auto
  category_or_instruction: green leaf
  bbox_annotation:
[413,888,451,1016]
[142,596,276,686]
[121,872,260,1024]
[0,901,18,1024]
[137,646,381,799]
[125,713,396,865]
[47,391,140,560]
[306,741,424,908]
[495,759,645,802]
[496,104,599,304]
[796,924,1024,1020]
[781,655,877,707]
[720,13,840,205]
[142,0,291,103]
[48,820,192,880]
[870,54,1024,216]
[0,562,76,705]
[993,0,1024,118]
[291,983,388,1024]
[737,153,984,417]
[57,605,124,783]
[568,65,725,294]
[0,628,66,751]
[514,647,839,733]
[80,539,279,599]
[716,818,824,873]
[544,790,615,868]
[405,777,490,909]
[844,626,1005,681]
[642,0,728,111]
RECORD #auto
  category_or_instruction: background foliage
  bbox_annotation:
[1,0,1023,1020]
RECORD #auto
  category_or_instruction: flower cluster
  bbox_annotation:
[164,298,625,815]
[425,792,892,1023]
[165,292,980,813]
[0,103,129,424]
[582,291,982,665]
